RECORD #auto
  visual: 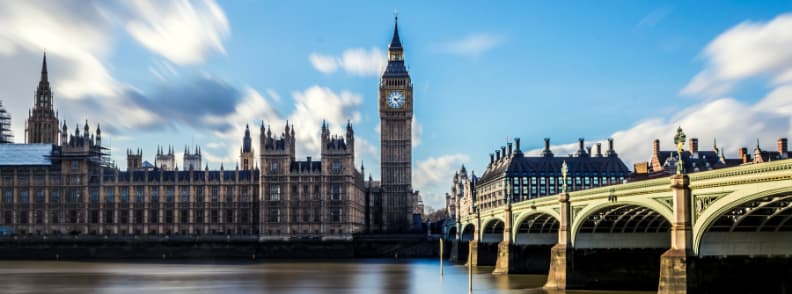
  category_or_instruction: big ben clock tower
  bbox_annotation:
[379,16,413,232]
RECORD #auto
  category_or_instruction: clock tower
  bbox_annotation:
[379,16,413,232]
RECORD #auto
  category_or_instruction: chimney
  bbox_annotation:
[595,143,602,157]
[653,139,660,155]
[490,153,494,164]
[496,150,501,161]
[507,142,513,157]
[542,138,553,157]
[606,138,616,157]
[739,147,749,164]
[689,138,699,153]
[778,138,788,154]
[515,138,521,152]
[577,138,585,157]
[501,146,507,159]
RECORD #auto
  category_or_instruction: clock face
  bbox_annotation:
[387,91,405,109]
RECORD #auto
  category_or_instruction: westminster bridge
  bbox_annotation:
[447,158,792,293]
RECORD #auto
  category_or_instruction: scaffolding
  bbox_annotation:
[0,100,12,144]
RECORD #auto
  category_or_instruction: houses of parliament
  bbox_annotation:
[0,18,421,239]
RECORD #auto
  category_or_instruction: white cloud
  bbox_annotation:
[437,33,505,57]
[288,86,363,156]
[309,48,386,76]
[125,0,230,65]
[682,13,792,97]
[414,154,471,209]
[412,119,423,148]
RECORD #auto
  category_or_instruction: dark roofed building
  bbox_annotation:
[645,137,741,177]
[476,137,630,211]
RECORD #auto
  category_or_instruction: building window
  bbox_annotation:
[330,208,342,223]
[270,162,279,173]
[331,160,341,174]
[3,191,12,205]
[166,187,174,203]
[135,187,144,203]
[90,189,99,203]
[20,191,29,204]
[71,160,79,171]
[51,190,60,204]
[180,187,189,203]
[330,184,342,200]
[104,187,114,203]
[105,210,113,224]
[121,187,129,203]
[269,185,280,201]
[211,186,219,203]
[268,208,280,223]
[35,190,45,204]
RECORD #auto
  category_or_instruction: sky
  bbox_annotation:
[1,1,792,210]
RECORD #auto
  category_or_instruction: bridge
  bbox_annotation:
[448,158,792,293]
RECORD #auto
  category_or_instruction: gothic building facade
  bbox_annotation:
[0,18,419,238]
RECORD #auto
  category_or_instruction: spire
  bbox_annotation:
[389,15,402,50]
[41,52,48,82]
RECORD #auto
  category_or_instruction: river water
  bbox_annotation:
[0,259,653,294]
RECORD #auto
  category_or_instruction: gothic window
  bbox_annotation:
[268,208,280,223]
[90,189,99,203]
[269,185,280,201]
[270,162,279,173]
[71,160,79,171]
[104,187,114,203]
[19,191,29,204]
[3,191,12,205]
[35,190,45,204]
[180,187,189,203]
[331,160,341,174]
[121,188,129,203]
[51,190,60,204]
[211,186,219,203]
[330,208,342,223]
[105,210,113,224]
[166,187,174,203]
[330,184,342,200]
[135,187,144,203]
[151,188,159,204]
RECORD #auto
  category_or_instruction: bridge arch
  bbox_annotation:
[461,223,475,241]
[446,225,458,240]
[571,200,672,248]
[694,185,792,256]
[480,217,505,243]
[512,210,560,245]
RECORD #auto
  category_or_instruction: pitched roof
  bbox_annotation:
[0,144,52,166]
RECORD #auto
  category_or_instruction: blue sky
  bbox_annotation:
[1,1,792,209]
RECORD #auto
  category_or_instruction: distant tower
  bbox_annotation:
[183,145,202,170]
[379,16,414,232]
[155,145,176,170]
[126,148,143,171]
[240,124,254,170]
[25,53,60,144]
[0,100,13,144]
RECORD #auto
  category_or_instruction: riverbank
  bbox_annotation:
[0,235,441,260]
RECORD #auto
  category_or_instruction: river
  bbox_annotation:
[0,259,653,293]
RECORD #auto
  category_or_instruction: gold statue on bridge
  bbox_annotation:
[674,126,686,175]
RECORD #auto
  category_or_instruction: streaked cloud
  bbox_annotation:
[682,13,792,97]
[309,48,386,76]
[125,0,230,65]
[635,7,673,29]
[436,33,505,57]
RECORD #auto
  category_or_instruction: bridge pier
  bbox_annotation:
[467,212,481,267]
[545,192,579,289]
[493,204,513,274]
[658,174,699,294]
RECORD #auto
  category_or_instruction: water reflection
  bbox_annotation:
[0,259,653,294]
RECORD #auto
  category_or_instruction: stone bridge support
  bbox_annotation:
[658,174,698,294]
[448,221,464,264]
[545,192,577,289]
[467,212,481,267]
[493,204,513,274]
